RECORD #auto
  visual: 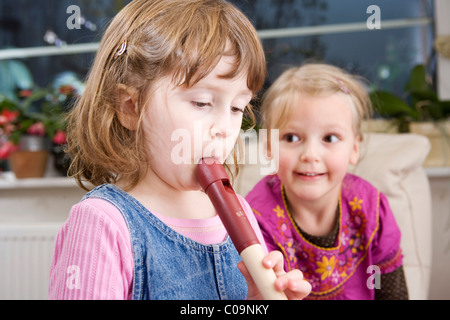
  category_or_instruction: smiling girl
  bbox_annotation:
[246,63,408,300]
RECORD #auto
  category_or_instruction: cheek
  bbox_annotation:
[227,121,242,146]
[324,148,355,175]
[142,115,185,166]
[275,147,296,174]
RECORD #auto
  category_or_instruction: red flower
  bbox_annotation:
[0,109,19,125]
[59,85,75,95]
[19,89,33,98]
[27,122,46,136]
[0,141,18,159]
[2,123,16,135]
[52,130,67,145]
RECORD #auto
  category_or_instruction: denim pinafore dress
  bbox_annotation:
[82,184,247,300]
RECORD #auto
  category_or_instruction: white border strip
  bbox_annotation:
[0,42,100,60]
[0,17,432,60]
[257,17,432,39]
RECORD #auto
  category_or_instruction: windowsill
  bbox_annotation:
[424,166,450,178]
[0,166,449,190]
[0,172,79,190]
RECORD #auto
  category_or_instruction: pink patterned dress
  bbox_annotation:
[246,173,403,300]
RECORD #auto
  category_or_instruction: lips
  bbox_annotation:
[299,172,320,176]
[295,171,326,179]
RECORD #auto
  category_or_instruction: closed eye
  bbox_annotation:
[231,106,245,114]
[191,101,212,108]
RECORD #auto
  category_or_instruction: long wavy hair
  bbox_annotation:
[67,0,267,191]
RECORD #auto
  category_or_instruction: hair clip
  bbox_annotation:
[114,40,127,60]
[334,77,351,94]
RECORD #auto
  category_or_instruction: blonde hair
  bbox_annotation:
[67,0,267,191]
[261,63,372,139]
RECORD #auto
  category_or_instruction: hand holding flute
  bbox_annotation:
[198,158,311,300]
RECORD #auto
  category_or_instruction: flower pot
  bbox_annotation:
[8,135,50,178]
[19,135,50,151]
[9,150,49,178]
[409,121,450,167]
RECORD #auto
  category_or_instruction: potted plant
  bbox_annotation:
[0,82,80,178]
[370,64,450,166]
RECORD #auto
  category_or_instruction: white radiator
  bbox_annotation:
[0,223,62,300]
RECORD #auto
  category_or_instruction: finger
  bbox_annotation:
[274,269,311,299]
[276,278,311,300]
[262,250,285,274]
[286,269,304,281]
[292,279,312,300]
[274,269,302,291]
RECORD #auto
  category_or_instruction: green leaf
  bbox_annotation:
[0,94,17,110]
[405,65,431,93]
[20,88,48,112]
[421,102,444,120]
[409,89,439,103]
[370,91,419,120]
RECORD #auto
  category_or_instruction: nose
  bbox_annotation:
[209,125,227,138]
[202,109,237,162]
[209,109,233,139]
[300,141,320,163]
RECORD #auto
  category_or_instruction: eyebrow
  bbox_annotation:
[190,81,252,96]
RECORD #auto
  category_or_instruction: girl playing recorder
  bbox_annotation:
[49,0,311,300]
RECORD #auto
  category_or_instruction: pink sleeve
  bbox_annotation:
[237,195,269,254]
[48,198,134,300]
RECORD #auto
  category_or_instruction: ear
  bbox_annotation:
[349,135,361,165]
[116,84,139,131]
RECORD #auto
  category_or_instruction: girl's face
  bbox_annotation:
[141,56,252,191]
[276,93,360,206]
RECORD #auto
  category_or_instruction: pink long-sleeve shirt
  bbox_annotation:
[48,195,266,300]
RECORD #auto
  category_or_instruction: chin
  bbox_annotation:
[289,184,327,200]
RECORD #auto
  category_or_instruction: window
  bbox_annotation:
[232,0,434,95]
[0,0,435,98]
